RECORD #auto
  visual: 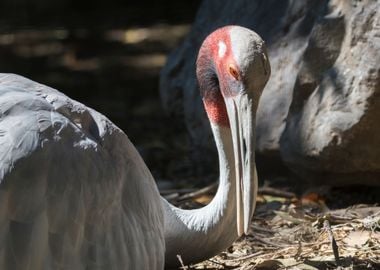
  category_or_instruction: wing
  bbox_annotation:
[0,74,164,270]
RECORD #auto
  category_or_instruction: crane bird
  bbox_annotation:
[0,26,270,270]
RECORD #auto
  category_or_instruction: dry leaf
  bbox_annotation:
[194,194,212,204]
[302,192,322,202]
[343,230,370,247]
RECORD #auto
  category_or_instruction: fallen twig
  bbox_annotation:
[258,186,296,199]
[251,235,287,248]
[227,250,265,262]
[164,192,180,201]
[324,219,341,266]
[274,211,306,224]
[177,255,188,270]
[176,182,218,201]
[330,206,380,220]
[160,188,197,196]
[362,211,380,231]
[252,225,275,234]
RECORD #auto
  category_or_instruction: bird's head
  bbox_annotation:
[196,26,270,236]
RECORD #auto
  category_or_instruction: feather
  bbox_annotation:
[0,74,165,270]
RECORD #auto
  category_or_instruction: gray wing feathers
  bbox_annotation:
[0,74,165,270]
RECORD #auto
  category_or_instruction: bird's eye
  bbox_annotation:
[228,64,240,81]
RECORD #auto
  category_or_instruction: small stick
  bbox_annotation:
[177,182,218,201]
[274,211,305,224]
[252,235,287,248]
[160,188,197,195]
[258,186,296,199]
[227,250,265,261]
[323,219,340,266]
[252,224,274,233]
[207,259,230,268]
[163,193,180,201]
[176,255,188,270]
[294,241,302,258]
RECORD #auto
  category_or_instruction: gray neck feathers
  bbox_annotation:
[162,124,238,267]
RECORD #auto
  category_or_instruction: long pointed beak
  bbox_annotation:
[225,94,258,236]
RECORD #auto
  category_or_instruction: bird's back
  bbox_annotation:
[0,74,165,270]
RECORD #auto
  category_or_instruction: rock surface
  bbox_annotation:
[281,0,380,185]
[160,0,380,185]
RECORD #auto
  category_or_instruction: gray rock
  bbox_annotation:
[281,0,380,185]
[159,0,380,185]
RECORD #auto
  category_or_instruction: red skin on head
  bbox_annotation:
[203,88,229,127]
[199,26,239,127]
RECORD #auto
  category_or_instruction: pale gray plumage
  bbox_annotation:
[0,26,270,270]
[0,73,164,270]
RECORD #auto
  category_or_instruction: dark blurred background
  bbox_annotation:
[0,1,201,27]
[0,0,202,184]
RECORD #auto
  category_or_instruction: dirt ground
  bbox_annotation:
[1,20,379,270]
[164,181,380,270]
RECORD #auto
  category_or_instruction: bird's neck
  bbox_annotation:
[162,123,238,267]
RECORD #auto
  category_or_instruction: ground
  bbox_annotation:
[165,181,380,269]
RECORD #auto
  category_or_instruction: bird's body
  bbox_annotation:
[0,26,270,269]
[0,74,164,269]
